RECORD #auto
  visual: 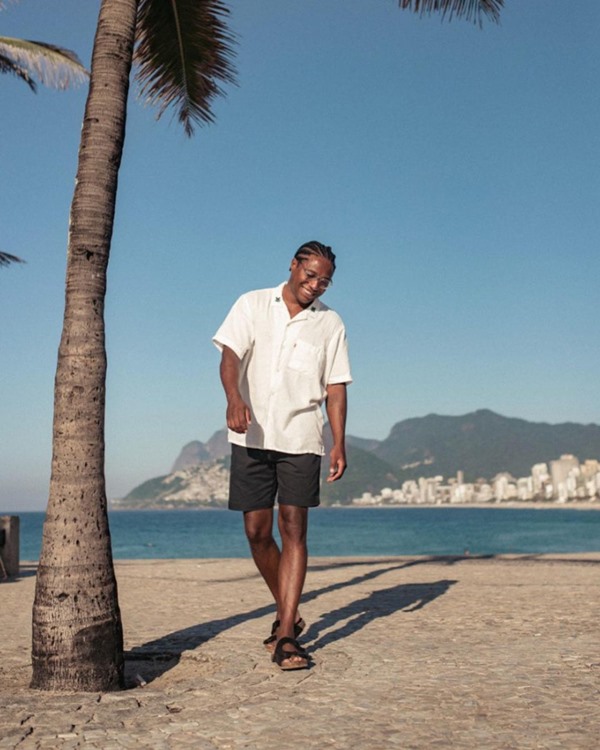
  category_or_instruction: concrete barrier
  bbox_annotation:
[0,516,19,579]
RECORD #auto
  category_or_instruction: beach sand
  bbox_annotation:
[1,554,599,749]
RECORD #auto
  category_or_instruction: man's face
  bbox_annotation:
[288,255,334,308]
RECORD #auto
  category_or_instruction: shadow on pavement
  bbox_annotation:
[305,578,457,652]
[126,556,465,685]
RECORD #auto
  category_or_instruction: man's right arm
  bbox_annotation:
[220,345,252,434]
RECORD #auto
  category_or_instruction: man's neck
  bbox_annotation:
[282,282,310,318]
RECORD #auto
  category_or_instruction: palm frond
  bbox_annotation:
[0,51,36,90]
[0,251,26,267]
[134,0,237,137]
[0,36,88,90]
[398,0,503,26]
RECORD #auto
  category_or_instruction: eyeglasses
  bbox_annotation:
[299,260,333,290]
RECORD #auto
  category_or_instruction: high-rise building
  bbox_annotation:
[550,455,580,500]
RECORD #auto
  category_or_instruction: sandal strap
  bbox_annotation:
[263,617,305,646]
[262,619,280,645]
[273,637,309,666]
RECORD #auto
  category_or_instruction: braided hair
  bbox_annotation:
[293,241,336,273]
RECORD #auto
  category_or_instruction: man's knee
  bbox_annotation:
[244,510,274,548]
[278,505,308,545]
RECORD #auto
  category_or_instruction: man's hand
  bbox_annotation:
[220,346,251,433]
[226,395,252,434]
[327,445,347,482]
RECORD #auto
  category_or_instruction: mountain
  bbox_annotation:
[114,457,230,509]
[114,410,600,508]
[346,435,381,453]
[374,409,600,482]
[171,430,231,472]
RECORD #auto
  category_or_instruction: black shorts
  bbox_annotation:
[228,445,321,512]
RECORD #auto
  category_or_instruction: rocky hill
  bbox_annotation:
[113,410,600,508]
[113,457,231,510]
[372,409,600,482]
[170,431,230,472]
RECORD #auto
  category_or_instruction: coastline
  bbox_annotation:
[105,499,600,512]
[5,501,599,515]
[338,500,600,511]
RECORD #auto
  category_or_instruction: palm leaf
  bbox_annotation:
[0,36,88,90]
[398,0,503,26]
[0,251,25,267]
[134,0,237,137]
[0,50,36,89]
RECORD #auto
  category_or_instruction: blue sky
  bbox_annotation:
[1,0,599,511]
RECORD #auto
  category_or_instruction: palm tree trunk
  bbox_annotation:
[31,0,139,691]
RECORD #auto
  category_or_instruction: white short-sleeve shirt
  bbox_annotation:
[213,282,352,456]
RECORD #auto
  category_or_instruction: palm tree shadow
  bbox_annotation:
[124,556,464,686]
[305,579,457,652]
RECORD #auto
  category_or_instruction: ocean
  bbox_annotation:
[11,506,600,562]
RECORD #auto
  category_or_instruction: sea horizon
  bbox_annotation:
[7,505,600,562]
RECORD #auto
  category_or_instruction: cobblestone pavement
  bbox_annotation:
[1,554,599,749]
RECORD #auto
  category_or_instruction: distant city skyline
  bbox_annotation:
[1,1,599,511]
[354,454,600,507]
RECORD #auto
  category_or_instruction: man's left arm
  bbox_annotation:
[325,383,348,482]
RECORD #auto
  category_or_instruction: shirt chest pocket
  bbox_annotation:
[287,339,324,375]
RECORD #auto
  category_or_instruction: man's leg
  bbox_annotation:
[243,508,281,604]
[274,504,309,666]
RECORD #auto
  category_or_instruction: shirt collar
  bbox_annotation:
[273,282,286,303]
[273,282,322,316]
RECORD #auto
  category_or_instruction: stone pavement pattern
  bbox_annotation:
[1,554,599,749]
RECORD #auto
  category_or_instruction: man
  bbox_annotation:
[213,240,351,670]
